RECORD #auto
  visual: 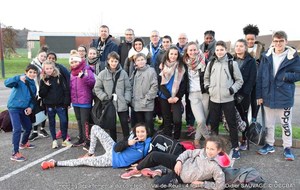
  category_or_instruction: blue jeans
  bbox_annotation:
[8,109,32,154]
[47,106,68,141]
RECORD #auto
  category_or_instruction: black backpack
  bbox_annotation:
[91,71,120,130]
[223,167,265,190]
[0,110,12,132]
[150,134,186,156]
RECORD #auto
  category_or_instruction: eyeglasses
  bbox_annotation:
[273,40,285,44]
[151,35,159,38]
[178,38,186,40]
[125,33,133,36]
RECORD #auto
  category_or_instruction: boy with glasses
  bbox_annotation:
[256,31,300,161]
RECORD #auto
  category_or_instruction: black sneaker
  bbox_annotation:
[83,142,90,152]
[232,148,241,160]
[73,139,85,147]
[29,132,39,141]
[39,129,49,138]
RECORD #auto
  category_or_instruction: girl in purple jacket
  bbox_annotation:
[69,50,95,149]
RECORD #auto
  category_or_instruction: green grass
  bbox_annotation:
[154,120,300,139]
[1,48,70,79]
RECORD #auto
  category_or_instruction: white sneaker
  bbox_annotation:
[62,140,72,147]
[52,140,58,149]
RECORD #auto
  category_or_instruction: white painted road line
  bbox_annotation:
[0,146,71,182]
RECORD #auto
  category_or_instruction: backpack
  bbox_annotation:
[223,167,265,190]
[0,110,12,132]
[245,104,267,146]
[180,141,195,150]
[150,134,186,156]
[91,97,116,130]
[91,71,120,129]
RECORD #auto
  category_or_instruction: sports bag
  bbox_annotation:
[150,134,185,156]
[245,104,267,146]
[245,122,266,146]
[223,167,265,190]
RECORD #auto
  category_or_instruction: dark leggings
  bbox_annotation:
[74,107,91,142]
[117,111,130,138]
[136,152,183,189]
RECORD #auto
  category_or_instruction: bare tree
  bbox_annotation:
[3,26,17,59]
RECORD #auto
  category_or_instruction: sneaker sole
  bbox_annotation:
[10,158,26,162]
[285,157,295,161]
[19,146,35,150]
[62,144,72,147]
[257,150,275,155]
[39,134,49,138]
[120,173,142,179]
[72,143,85,147]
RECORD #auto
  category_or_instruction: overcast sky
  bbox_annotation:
[1,0,299,43]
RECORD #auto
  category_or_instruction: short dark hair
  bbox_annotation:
[133,37,145,47]
[47,51,57,61]
[25,64,38,72]
[100,25,110,33]
[216,40,227,49]
[162,35,172,43]
[205,135,225,151]
[204,30,215,37]
[272,31,288,40]
[132,122,149,137]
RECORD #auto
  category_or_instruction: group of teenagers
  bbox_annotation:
[5,23,300,189]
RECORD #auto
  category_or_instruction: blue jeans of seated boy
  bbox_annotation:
[8,109,32,154]
[47,107,68,141]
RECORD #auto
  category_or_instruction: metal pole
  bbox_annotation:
[0,22,5,78]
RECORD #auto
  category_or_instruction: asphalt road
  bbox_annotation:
[0,128,300,190]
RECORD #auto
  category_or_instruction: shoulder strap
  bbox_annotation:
[228,59,235,82]
[25,80,35,99]
[208,58,216,74]
[112,71,121,93]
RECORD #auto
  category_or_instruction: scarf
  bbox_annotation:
[88,57,99,65]
[160,61,185,97]
[71,60,86,76]
[128,47,149,59]
[185,51,206,71]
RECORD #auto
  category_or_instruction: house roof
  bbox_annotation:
[27,31,98,41]
[257,35,300,51]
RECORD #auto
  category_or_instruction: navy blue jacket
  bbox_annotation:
[90,36,118,62]
[234,53,257,97]
[256,46,300,108]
